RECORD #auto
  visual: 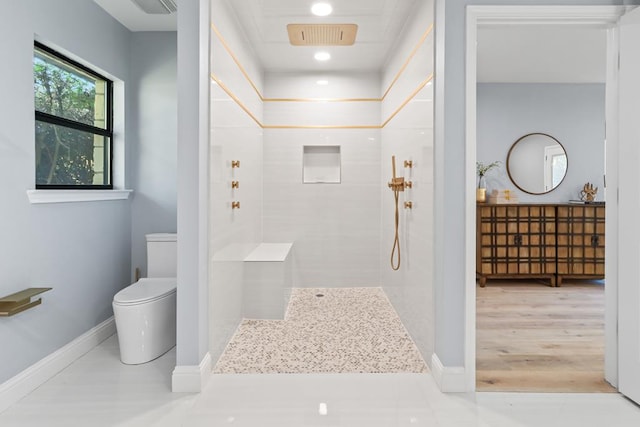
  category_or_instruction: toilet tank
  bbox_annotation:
[146,233,177,278]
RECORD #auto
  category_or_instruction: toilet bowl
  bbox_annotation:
[113,233,177,364]
[113,278,176,364]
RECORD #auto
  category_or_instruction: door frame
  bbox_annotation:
[465,5,630,390]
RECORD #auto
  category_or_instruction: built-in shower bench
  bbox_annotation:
[243,243,293,320]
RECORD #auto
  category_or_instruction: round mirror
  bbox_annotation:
[507,133,568,195]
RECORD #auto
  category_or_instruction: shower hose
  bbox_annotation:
[390,184,401,271]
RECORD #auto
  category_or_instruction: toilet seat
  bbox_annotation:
[113,278,176,306]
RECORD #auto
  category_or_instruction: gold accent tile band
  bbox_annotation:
[211,72,433,130]
[211,23,264,102]
[211,74,263,128]
[381,24,433,101]
[263,124,382,129]
[381,74,433,128]
[263,97,381,103]
[210,22,433,103]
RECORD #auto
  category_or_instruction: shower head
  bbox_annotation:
[287,24,358,46]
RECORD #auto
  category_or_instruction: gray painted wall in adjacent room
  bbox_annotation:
[477,83,606,203]
[0,0,132,384]
[130,32,178,279]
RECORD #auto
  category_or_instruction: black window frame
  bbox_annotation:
[34,41,114,190]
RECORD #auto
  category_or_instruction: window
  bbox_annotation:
[33,42,113,189]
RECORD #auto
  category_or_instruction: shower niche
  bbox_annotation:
[303,145,341,184]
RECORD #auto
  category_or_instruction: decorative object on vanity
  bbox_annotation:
[476,160,500,203]
[507,133,567,195]
[579,182,598,202]
[476,204,605,287]
[488,189,519,204]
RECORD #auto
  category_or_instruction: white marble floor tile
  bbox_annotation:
[1,335,640,426]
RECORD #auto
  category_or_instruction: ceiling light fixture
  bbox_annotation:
[318,402,328,415]
[311,3,333,17]
[314,52,331,61]
[316,79,329,85]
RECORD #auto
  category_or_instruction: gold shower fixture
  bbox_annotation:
[231,160,240,168]
[231,201,240,209]
[231,181,239,189]
[388,155,405,271]
[287,24,358,46]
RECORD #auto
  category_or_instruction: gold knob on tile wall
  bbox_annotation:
[404,201,413,209]
[232,201,240,209]
[231,181,239,189]
[404,160,413,168]
[231,160,240,168]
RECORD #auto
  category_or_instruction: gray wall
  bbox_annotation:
[0,4,178,386]
[477,83,605,203]
[434,0,640,368]
[130,33,178,278]
[0,0,132,383]
[176,0,211,371]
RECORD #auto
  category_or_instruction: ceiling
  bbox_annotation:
[225,0,420,72]
[94,0,177,31]
[94,0,608,82]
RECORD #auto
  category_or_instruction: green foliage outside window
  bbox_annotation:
[33,44,111,188]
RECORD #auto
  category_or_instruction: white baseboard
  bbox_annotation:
[0,317,115,413]
[172,352,211,393]
[431,353,469,392]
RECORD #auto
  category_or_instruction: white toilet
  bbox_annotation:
[113,233,177,364]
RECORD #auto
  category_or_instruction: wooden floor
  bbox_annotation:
[476,279,615,392]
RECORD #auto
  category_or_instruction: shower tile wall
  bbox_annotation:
[209,0,264,361]
[380,0,435,363]
[263,73,382,288]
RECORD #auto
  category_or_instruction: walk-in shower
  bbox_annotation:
[208,0,435,373]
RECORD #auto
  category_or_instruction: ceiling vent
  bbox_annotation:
[287,24,358,46]
[131,0,177,14]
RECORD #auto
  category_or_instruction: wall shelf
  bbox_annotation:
[303,145,341,184]
[0,288,52,317]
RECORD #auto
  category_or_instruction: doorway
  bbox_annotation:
[465,5,626,392]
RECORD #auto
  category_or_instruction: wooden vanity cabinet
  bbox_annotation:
[476,203,605,287]
[476,204,557,287]
[556,205,605,286]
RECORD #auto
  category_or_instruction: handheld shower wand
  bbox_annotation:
[388,156,404,270]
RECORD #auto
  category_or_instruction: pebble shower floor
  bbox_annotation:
[213,287,428,374]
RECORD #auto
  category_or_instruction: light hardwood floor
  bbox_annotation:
[476,280,615,392]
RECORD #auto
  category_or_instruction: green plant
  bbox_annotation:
[476,161,500,189]
[476,161,500,177]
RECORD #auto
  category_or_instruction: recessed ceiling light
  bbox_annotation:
[314,52,331,61]
[316,79,329,85]
[311,3,333,17]
[318,402,328,415]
